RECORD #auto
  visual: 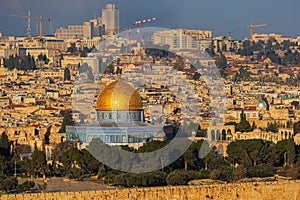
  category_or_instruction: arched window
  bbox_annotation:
[211,130,216,141]
[227,129,232,135]
[284,131,288,139]
[216,130,221,141]
[218,144,224,156]
[222,129,226,141]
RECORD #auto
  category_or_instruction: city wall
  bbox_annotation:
[1,180,300,200]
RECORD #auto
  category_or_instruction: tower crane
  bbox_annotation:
[133,17,156,54]
[247,22,267,44]
[9,13,51,38]
[115,28,133,55]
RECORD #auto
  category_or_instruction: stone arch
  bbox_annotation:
[46,148,51,160]
[216,130,221,141]
[218,144,224,156]
[61,136,65,143]
[211,130,216,141]
[227,129,232,135]
[222,129,226,141]
[284,131,288,139]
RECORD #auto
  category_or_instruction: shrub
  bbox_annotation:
[166,170,203,186]
[18,180,35,192]
[113,171,167,187]
[0,177,18,192]
[247,165,274,178]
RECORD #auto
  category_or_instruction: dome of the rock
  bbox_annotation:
[96,79,142,111]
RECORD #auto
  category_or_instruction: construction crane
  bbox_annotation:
[9,13,51,38]
[114,28,133,55]
[133,17,156,54]
[247,22,267,44]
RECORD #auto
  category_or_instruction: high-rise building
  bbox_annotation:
[102,4,120,35]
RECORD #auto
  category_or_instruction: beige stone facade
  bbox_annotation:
[1,180,300,200]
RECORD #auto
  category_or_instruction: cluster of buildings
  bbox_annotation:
[55,3,119,39]
[152,29,212,51]
[0,3,300,160]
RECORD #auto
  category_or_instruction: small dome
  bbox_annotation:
[253,129,262,133]
[256,99,267,108]
[96,79,142,111]
[262,112,272,119]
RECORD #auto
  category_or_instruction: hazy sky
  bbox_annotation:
[0,0,299,39]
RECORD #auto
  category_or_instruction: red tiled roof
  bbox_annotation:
[43,107,59,111]
[243,106,256,111]
[6,104,26,108]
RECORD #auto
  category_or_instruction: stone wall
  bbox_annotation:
[1,180,300,200]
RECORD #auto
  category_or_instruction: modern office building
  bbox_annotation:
[102,4,120,35]
[152,29,212,51]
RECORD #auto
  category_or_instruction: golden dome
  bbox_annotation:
[96,79,142,111]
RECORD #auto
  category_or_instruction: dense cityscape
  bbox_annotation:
[0,2,300,200]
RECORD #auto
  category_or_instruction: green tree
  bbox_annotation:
[174,57,185,71]
[80,149,100,175]
[4,54,36,71]
[247,165,274,178]
[166,170,205,186]
[266,123,279,133]
[87,67,94,82]
[51,141,74,161]
[59,147,83,179]
[236,111,253,132]
[233,164,247,181]
[291,101,299,107]
[64,67,71,81]
[294,121,300,134]
[227,140,274,169]
[0,176,18,193]
[0,132,10,159]
[183,144,198,170]
[274,139,295,167]
[262,96,270,110]
[67,43,77,52]
[31,150,48,177]
[80,47,90,57]
[18,180,35,192]
[215,53,227,69]
[59,111,74,133]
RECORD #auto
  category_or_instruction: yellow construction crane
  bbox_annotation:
[9,13,51,38]
[247,22,267,44]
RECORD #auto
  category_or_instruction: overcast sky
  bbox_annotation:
[0,0,299,39]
